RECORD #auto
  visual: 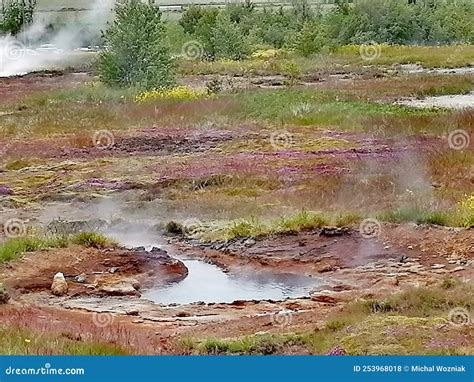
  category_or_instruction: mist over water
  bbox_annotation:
[0,0,114,77]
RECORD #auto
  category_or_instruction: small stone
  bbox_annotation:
[108,267,119,274]
[75,273,87,283]
[0,287,10,304]
[319,264,336,273]
[244,238,256,247]
[99,283,138,296]
[131,280,141,290]
[320,227,348,236]
[0,185,12,195]
[431,264,446,269]
[311,294,337,304]
[407,245,413,250]
[327,346,346,355]
[399,255,409,263]
[51,272,68,296]
[175,311,191,317]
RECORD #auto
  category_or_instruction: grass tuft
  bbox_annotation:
[0,325,128,355]
[0,233,114,263]
[70,232,113,249]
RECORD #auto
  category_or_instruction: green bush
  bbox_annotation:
[289,19,329,57]
[211,12,249,60]
[99,0,174,89]
[176,0,473,61]
[0,0,35,35]
[179,5,219,59]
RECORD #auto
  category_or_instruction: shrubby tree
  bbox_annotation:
[211,12,249,60]
[0,0,36,35]
[99,0,174,89]
[289,20,329,57]
[178,0,474,61]
[179,5,218,59]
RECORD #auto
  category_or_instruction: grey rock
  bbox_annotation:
[75,273,87,283]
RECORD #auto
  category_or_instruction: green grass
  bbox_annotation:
[278,210,329,233]
[377,208,450,226]
[200,210,329,241]
[0,325,128,355]
[177,45,474,76]
[71,232,114,249]
[0,233,114,263]
[226,88,454,134]
[374,283,473,318]
[184,333,309,355]
[0,236,69,263]
[377,203,474,228]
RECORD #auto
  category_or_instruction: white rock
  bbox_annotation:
[51,272,68,296]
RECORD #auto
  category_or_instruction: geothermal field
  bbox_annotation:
[0,0,472,356]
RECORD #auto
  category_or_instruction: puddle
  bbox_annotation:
[396,91,474,109]
[142,258,317,305]
[111,233,318,305]
[400,64,474,75]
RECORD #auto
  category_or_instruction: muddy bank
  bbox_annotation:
[0,245,188,298]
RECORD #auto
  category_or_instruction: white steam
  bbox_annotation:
[0,0,114,77]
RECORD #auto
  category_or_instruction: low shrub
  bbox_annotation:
[71,232,112,249]
[135,86,208,103]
